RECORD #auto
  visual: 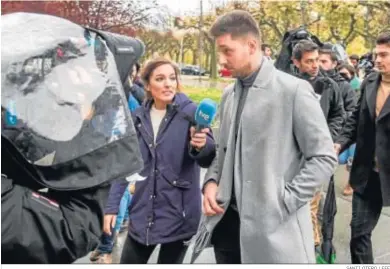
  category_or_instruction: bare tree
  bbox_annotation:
[82,0,167,31]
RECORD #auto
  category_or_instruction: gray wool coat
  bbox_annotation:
[191,58,338,263]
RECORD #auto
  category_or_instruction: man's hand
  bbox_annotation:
[103,214,117,235]
[129,183,135,194]
[190,127,210,151]
[334,143,342,155]
[203,181,224,216]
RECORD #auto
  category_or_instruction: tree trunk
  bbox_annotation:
[205,52,210,71]
[210,40,218,79]
[192,50,197,65]
[168,50,174,61]
[176,52,180,63]
[182,51,186,63]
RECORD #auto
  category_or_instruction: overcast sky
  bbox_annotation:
[157,0,235,16]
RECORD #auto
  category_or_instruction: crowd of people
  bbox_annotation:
[94,11,389,265]
[1,9,389,265]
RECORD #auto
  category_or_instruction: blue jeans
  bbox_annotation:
[98,187,132,254]
[338,144,356,164]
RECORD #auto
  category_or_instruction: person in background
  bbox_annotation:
[335,31,390,264]
[261,43,273,60]
[319,49,358,197]
[335,63,362,196]
[292,40,345,141]
[292,40,345,252]
[90,65,145,264]
[349,54,360,76]
[319,49,357,120]
[338,63,361,93]
[133,63,144,88]
[90,184,133,263]
[104,58,216,264]
[124,62,145,106]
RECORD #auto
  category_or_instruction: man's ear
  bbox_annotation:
[248,38,258,55]
[292,58,300,68]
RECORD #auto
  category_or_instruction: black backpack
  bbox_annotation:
[274,27,323,75]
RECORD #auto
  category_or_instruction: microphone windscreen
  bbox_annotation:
[194,98,217,127]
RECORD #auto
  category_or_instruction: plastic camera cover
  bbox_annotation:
[1,13,143,190]
[332,44,348,62]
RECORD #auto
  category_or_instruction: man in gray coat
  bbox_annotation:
[191,10,338,263]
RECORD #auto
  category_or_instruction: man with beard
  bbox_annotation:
[192,10,337,264]
[319,48,358,196]
[292,40,345,252]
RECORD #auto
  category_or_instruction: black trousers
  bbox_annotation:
[120,235,189,264]
[211,206,241,264]
[350,171,383,264]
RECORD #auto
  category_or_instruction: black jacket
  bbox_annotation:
[325,69,357,120]
[1,142,110,263]
[298,72,345,140]
[123,80,145,105]
[1,18,145,263]
[336,72,390,206]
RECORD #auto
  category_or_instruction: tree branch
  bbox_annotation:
[307,16,322,27]
[343,13,357,45]
[94,0,104,29]
[358,1,389,11]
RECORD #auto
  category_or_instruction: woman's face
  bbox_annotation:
[147,64,178,105]
[339,67,352,80]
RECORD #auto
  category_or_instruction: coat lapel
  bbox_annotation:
[365,73,380,121]
[377,95,390,122]
[252,57,275,91]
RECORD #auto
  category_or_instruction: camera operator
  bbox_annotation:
[1,13,144,264]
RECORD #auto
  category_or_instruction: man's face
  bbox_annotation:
[264,47,272,57]
[215,34,254,78]
[293,50,320,78]
[350,58,358,67]
[319,53,337,71]
[131,65,137,80]
[374,43,390,75]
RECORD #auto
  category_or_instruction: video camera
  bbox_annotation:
[358,52,375,78]
[1,12,146,264]
[1,12,145,191]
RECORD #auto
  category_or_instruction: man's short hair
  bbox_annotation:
[319,49,338,62]
[376,31,390,46]
[349,54,359,61]
[261,44,270,52]
[209,10,261,42]
[292,40,319,61]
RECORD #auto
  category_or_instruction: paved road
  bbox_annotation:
[75,165,390,264]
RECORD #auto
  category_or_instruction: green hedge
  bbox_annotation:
[182,86,222,104]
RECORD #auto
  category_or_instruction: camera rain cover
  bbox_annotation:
[1,13,143,190]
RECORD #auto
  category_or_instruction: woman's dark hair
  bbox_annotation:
[140,58,181,99]
[135,62,141,73]
[337,63,356,77]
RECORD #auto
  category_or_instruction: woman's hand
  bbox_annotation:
[103,214,117,235]
[190,127,210,151]
[129,183,136,194]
